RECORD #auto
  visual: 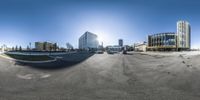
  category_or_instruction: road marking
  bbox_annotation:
[40,74,51,78]
[17,73,51,79]
[17,74,33,80]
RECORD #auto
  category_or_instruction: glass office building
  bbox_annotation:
[147,32,177,51]
[147,20,191,51]
[79,31,99,50]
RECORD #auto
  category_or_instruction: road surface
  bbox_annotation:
[0,52,200,100]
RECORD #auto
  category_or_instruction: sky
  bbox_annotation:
[0,0,200,49]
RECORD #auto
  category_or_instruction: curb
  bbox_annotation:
[0,54,57,63]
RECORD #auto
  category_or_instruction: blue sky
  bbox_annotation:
[0,0,200,48]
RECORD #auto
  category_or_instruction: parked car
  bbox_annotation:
[107,50,114,54]
[96,50,104,54]
[122,50,127,54]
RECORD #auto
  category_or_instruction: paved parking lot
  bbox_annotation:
[0,52,200,100]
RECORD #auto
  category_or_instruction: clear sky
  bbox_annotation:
[0,0,200,49]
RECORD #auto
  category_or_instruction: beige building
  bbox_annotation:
[35,42,44,51]
[134,43,147,52]
[35,42,57,51]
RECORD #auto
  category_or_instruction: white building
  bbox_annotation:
[177,20,191,50]
[79,31,99,50]
[134,42,147,52]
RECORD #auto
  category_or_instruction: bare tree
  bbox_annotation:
[12,47,14,51]
[27,46,30,51]
[19,46,22,51]
[15,45,18,51]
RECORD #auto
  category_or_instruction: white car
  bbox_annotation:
[96,50,104,54]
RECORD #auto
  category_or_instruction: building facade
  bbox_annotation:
[106,45,122,53]
[147,32,177,51]
[118,39,123,47]
[35,42,44,51]
[66,43,73,49]
[177,20,191,50]
[35,42,57,51]
[79,31,99,50]
[147,20,191,51]
[134,42,147,52]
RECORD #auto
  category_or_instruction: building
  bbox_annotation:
[118,39,123,47]
[147,32,177,51]
[98,42,104,50]
[147,20,191,51]
[35,42,57,51]
[35,42,44,51]
[66,43,73,49]
[66,42,73,51]
[177,20,191,50]
[106,45,122,54]
[134,42,147,52]
[79,31,99,50]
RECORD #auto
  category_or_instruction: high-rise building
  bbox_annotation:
[118,39,123,47]
[177,20,191,50]
[79,31,99,50]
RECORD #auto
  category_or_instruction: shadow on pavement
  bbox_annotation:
[124,52,133,55]
[14,52,95,70]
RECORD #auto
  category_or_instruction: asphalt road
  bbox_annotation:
[0,52,200,100]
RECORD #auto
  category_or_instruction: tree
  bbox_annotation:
[19,46,22,51]
[57,46,59,51]
[15,45,18,51]
[12,47,14,51]
[66,42,73,51]
[53,43,57,51]
[49,45,53,51]
[29,42,31,50]
[27,46,30,51]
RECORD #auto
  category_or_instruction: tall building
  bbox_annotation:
[79,31,99,50]
[118,39,123,47]
[177,20,191,50]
